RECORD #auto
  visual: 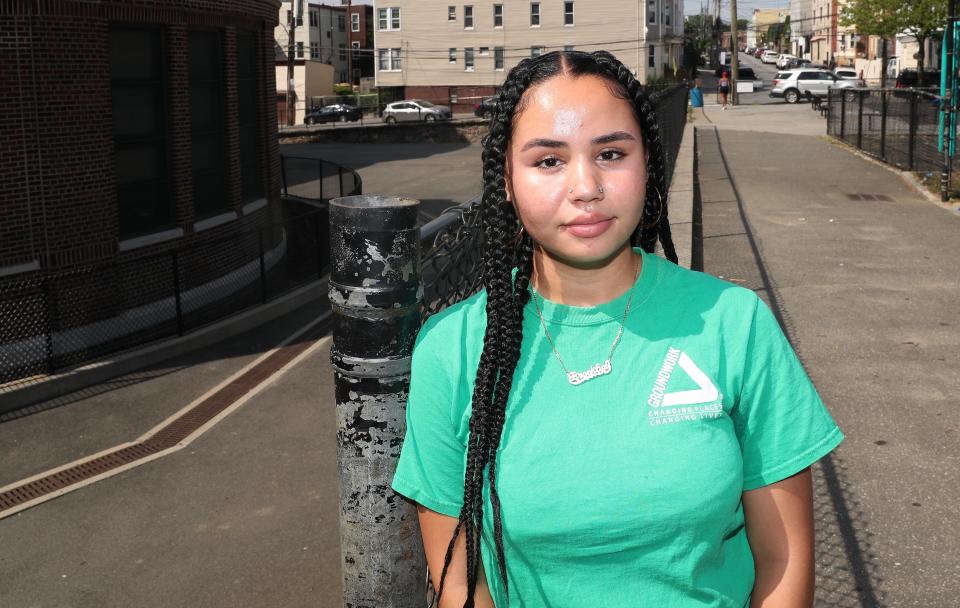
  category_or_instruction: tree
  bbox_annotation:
[840,0,901,87]
[899,0,948,82]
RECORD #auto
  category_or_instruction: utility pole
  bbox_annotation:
[943,0,957,201]
[730,0,739,105]
[286,1,297,126]
[346,0,354,86]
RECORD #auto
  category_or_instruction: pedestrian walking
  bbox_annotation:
[719,71,730,110]
[858,70,867,88]
[391,50,843,608]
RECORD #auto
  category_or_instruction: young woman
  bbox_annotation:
[719,71,730,110]
[391,51,843,608]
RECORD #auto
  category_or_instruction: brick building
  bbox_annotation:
[0,0,284,377]
[0,0,281,273]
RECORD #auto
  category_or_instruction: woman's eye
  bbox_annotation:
[598,150,624,162]
[535,156,562,169]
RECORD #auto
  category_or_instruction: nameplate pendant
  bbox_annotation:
[566,359,612,385]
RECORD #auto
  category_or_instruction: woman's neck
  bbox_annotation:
[531,245,641,307]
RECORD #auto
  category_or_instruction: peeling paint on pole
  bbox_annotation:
[329,195,426,608]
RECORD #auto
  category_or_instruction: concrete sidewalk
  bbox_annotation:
[695,108,960,606]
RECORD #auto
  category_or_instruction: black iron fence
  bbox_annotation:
[418,83,690,321]
[0,156,361,393]
[826,87,946,173]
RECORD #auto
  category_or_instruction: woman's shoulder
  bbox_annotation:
[652,256,762,315]
[416,288,488,351]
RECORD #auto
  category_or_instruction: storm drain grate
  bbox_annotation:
[847,193,893,202]
[0,320,327,518]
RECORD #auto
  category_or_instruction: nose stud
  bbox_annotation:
[568,185,605,194]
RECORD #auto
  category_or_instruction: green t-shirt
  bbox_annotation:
[391,248,843,607]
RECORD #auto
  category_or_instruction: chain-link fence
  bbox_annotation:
[418,83,690,322]
[826,87,947,175]
[0,157,360,394]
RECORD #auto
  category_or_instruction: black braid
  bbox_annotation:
[434,50,676,608]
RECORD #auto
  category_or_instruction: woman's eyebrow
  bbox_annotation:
[519,131,637,152]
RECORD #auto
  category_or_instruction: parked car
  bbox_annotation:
[834,68,858,80]
[895,69,941,89]
[304,104,362,125]
[785,58,812,70]
[473,96,498,118]
[736,67,764,90]
[754,48,766,59]
[761,50,779,64]
[776,54,798,69]
[382,99,452,124]
[769,69,856,103]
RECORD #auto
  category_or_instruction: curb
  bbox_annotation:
[0,279,329,415]
[668,122,696,269]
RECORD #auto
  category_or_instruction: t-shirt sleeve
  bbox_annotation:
[390,317,467,517]
[731,296,844,491]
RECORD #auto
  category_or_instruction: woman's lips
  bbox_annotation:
[563,217,614,238]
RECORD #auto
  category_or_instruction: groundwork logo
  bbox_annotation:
[647,347,724,426]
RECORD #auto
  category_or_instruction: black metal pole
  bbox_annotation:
[338,165,344,197]
[280,154,288,197]
[840,89,847,141]
[319,159,324,200]
[909,91,918,170]
[943,9,957,201]
[172,251,184,336]
[329,195,426,607]
[880,89,888,161]
[857,89,864,150]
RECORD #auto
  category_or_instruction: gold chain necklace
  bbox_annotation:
[530,255,640,386]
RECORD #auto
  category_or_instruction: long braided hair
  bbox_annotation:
[434,50,678,607]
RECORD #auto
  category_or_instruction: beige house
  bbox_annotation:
[373,0,684,111]
[749,7,789,51]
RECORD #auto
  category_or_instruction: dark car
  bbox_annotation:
[895,69,941,89]
[473,96,498,118]
[737,67,758,80]
[304,104,362,125]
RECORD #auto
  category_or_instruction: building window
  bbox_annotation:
[378,7,401,31]
[531,45,543,57]
[494,46,504,70]
[448,5,456,21]
[648,44,656,68]
[664,2,671,26]
[530,2,540,26]
[296,41,304,58]
[648,0,655,24]
[189,29,228,219]
[338,14,346,32]
[479,46,489,55]
[310,41,319,59]
[352,13,360,32]
[465,47,475,71]
[493,4,503,27]
[564,44,574,51]
[309,9,319,28]
[236,31,263,203]
[564,1,574,26]
[339,43,347,60]
[464,5,473,28]
[378,47,402,71]
[449,47,457,63]
[109,27,173,239]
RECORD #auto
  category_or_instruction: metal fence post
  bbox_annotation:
[41,276,55,373]
[257,229,268,303]
[319,159,324,201]
[329,195,425,608]
[171,251,184,336]
[840,89,847,140]
[280,155,288,197]
[880,90,888,161]
[338,165,344,197]
[908,91,918,170]
[857,89,864,150]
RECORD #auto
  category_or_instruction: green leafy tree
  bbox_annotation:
[899,0,948,82]
[840,0,901,86]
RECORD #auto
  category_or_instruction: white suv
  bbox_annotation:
[769,69,856,103]
[761,50,779,64]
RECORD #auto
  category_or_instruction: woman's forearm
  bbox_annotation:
[750,557,814,608]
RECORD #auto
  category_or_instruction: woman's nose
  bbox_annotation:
[566,158,603,202]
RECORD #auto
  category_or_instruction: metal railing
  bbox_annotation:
[417,83,690,322]
[281,155,363,201]
[826,87,945,174]
[1,157,361,396]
